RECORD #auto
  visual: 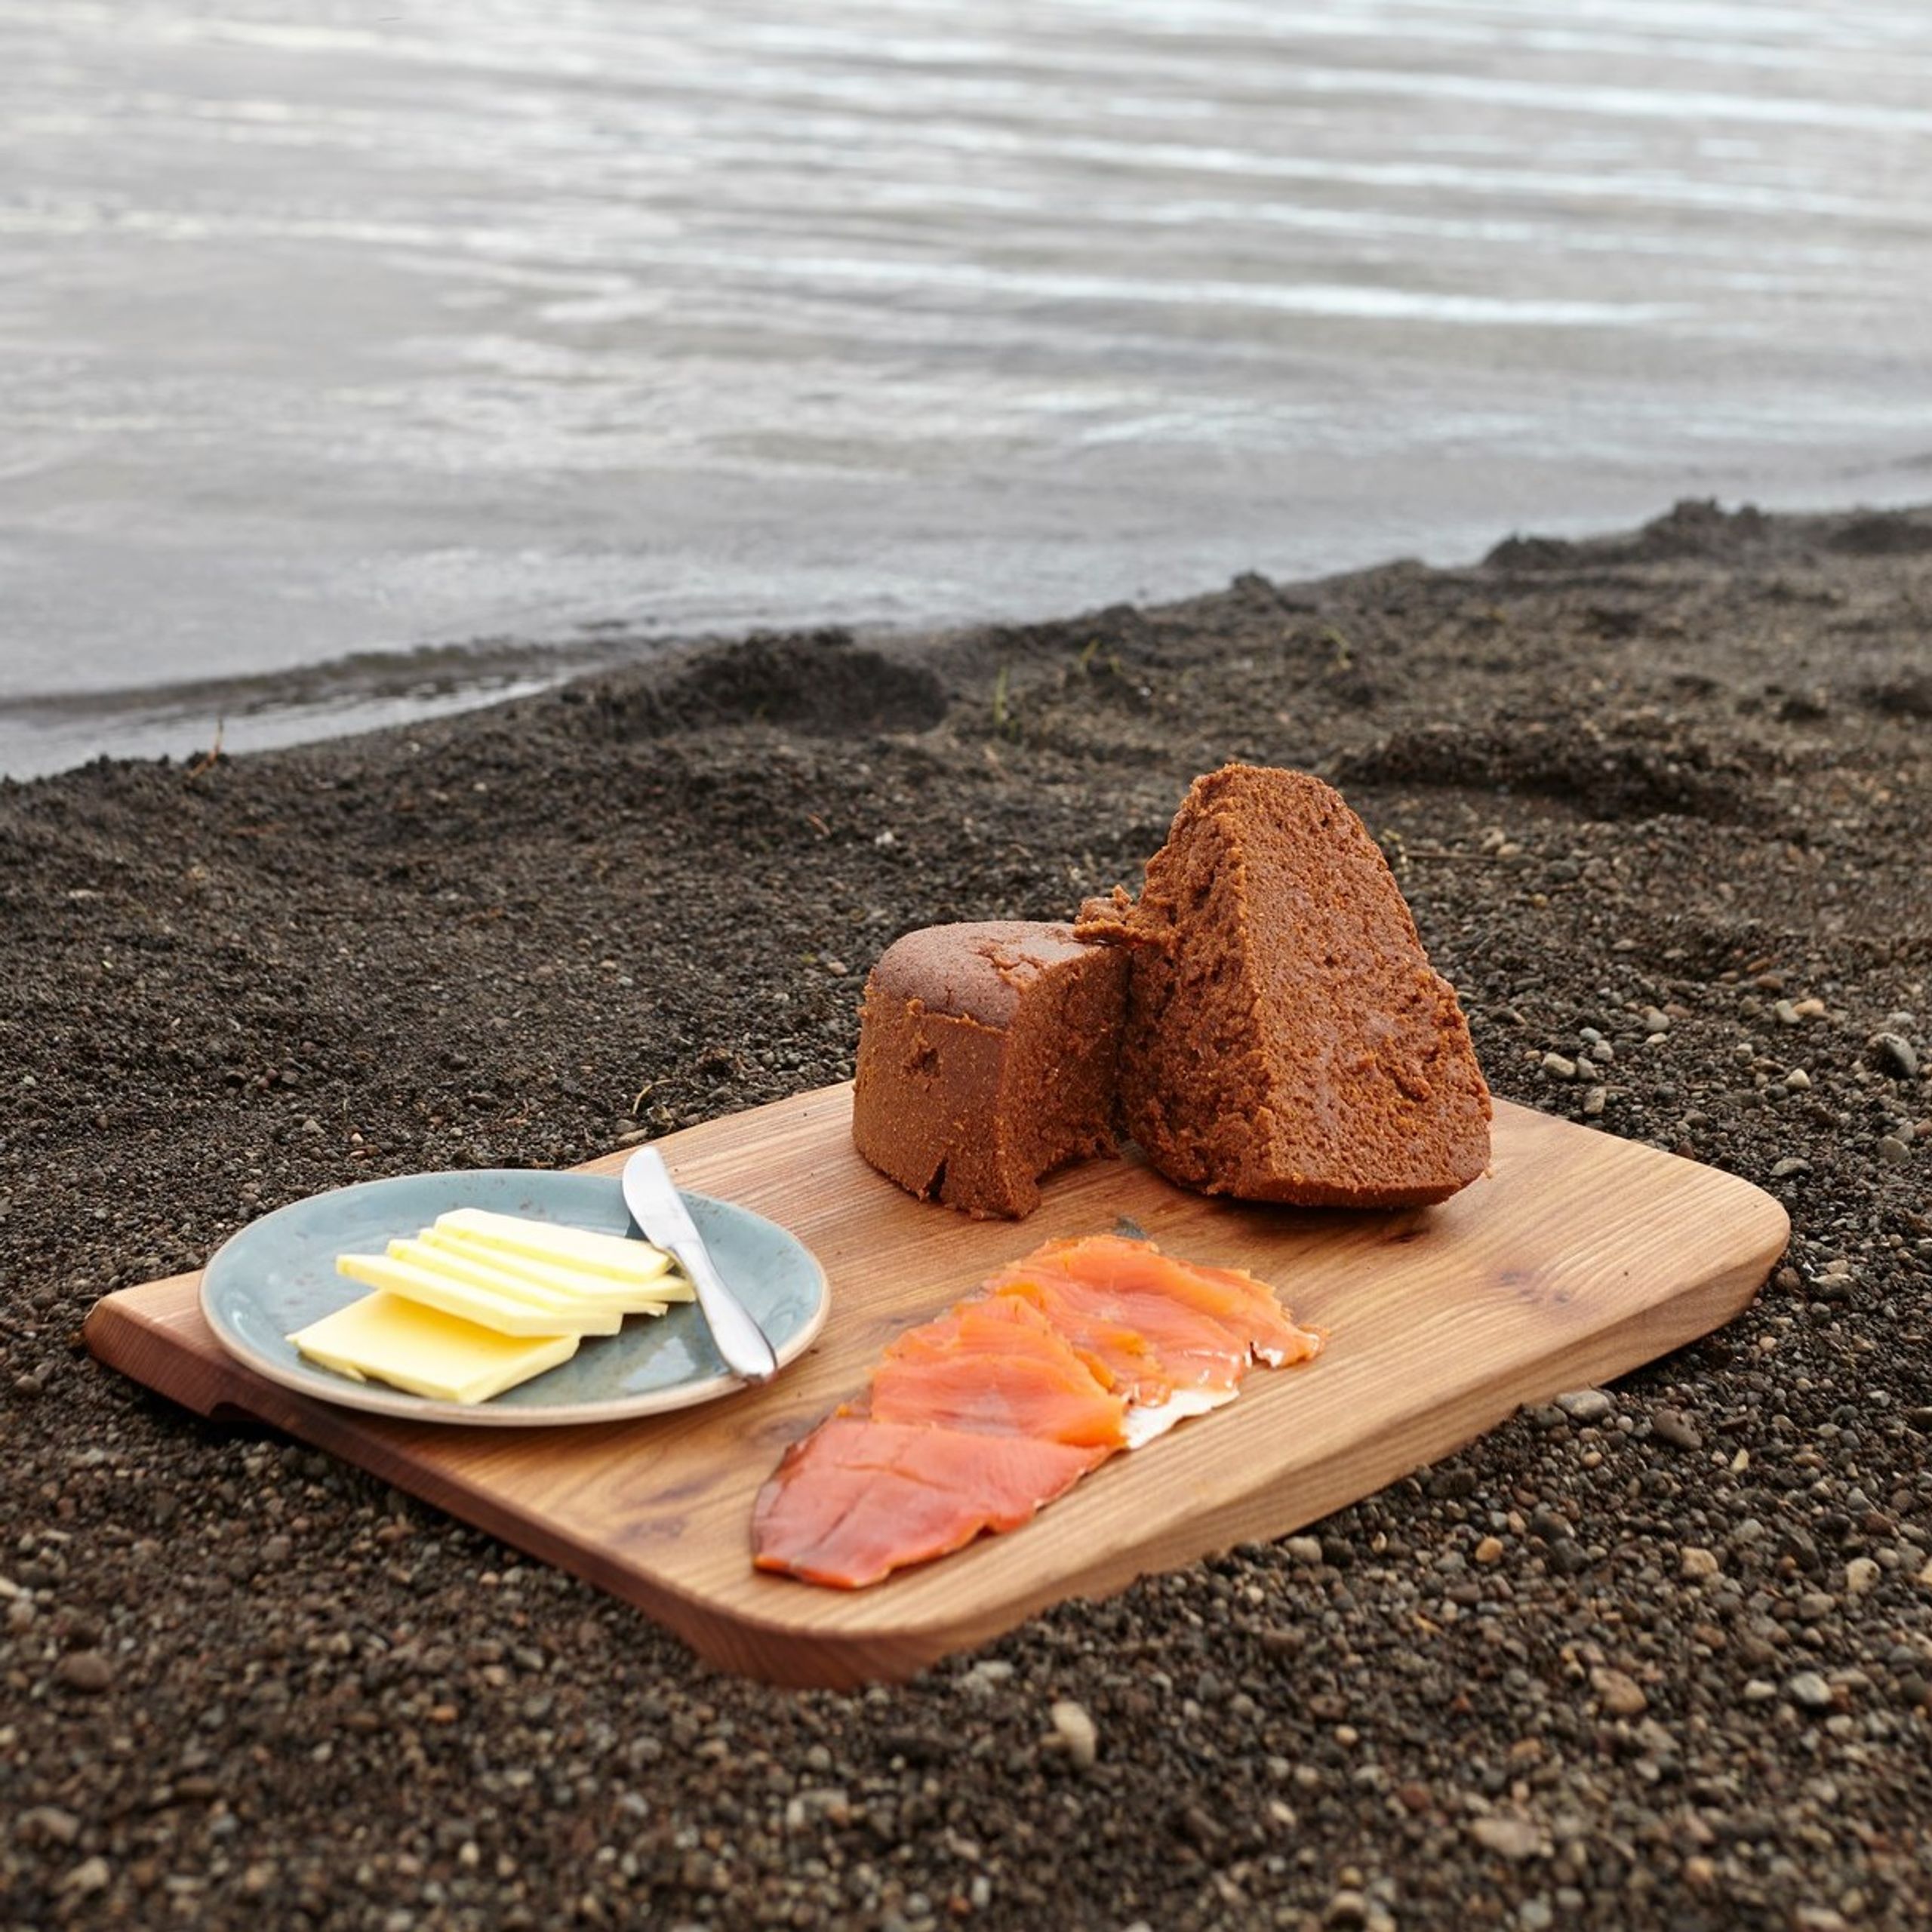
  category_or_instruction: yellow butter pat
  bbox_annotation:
[421,1226,692,1309]
[337,1252,620,1337]
[289,1291,578,1403]
[432,1208,675,1285]
[383,1238,633,1328]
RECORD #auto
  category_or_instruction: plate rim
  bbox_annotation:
[197,1166,829,1427]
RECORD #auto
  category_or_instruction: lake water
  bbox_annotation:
[4,0,1930,776]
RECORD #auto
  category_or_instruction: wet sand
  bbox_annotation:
[3,500,1930,1929]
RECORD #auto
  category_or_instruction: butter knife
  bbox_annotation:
[620,1147,779,1384]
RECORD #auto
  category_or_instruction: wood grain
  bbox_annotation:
[85,1089,1787,1687]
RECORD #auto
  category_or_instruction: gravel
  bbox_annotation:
[3,500,1931,1930]
[1047,1701,1100,1771]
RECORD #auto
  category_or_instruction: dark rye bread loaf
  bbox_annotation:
[1077,765,1491,1208]
[851,921,1131,1220]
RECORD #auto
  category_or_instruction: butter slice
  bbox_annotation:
[432,1208,675,1286]
[290,1291,578,1403]
[337,1253,619,1337]
[420,1226,691,1309]
[384,1238,635,1327]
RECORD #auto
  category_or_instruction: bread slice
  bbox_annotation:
[851,921,1130,1219]
[1078,766,1490,1207]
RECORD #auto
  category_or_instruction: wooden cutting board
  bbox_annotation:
[85,1088,1786,1687]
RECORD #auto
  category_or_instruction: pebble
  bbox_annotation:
[959,1660,1014,1696]
[1680,1546,1721,1580]
[1555,1389,1614,1423]
[1650,1407,1702,1451]
[1177,1804,1222,1850]
[1474,1536,1505,1565]
[1844,1558,1880,1595]
[1869,1032,1919,1080]
[1048,1700,1098,1770]
[1469,1816,1543,1860]
[61,1857,111,1897]
[1786,1672,1835,1713]
[54,1650,114,1694]
[1877,1136,1910,1166]
[1772,1156,1811,1178]
[1589,1667,1647,1717]
[1640,1007,1671,1035]
[1540,1053,1577,1081]
[1582,1085,1607,1117]
[1287,1535,1324,1564]
[15,1805,82,1847]
[783,1788,851,1832]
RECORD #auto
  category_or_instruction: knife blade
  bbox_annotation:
[621,1147,779,1384]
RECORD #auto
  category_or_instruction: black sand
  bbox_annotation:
[3,500,1930,1930]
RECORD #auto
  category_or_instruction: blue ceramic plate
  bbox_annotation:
[199,1168,828,1426]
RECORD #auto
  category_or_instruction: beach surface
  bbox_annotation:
[3,500,1930,1929]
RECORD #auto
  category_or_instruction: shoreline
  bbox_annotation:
[3,498,1930,1930]
[8,484,1932,784]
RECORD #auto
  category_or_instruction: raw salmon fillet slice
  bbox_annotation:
[866,1297,1128,1448]
[751,1418,1109,1589]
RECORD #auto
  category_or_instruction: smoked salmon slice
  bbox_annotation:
[865,1296,1128,1448]
[980,1281,1177,1405]
[752,1234,1321,1589]
[751,1418,1108,1589]
[990,1234,1321,1369]
[992,1266,1247,1397]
